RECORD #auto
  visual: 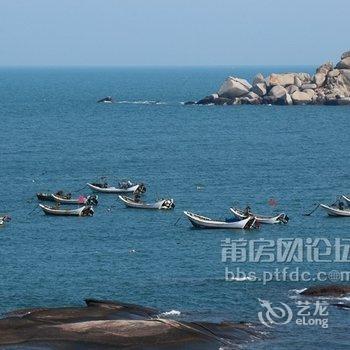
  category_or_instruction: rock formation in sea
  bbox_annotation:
[0,299,266,349]
[191,51,350,106]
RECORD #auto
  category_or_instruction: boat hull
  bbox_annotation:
[36,193,55,201]
[119,195,174,209]
[87,183,140,194]
[184,211,255,229]
[230,207,287,224]
[39,204,94,217]
[320,204,350,217]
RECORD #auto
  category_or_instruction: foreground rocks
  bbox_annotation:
[0,299,265,349]
[188,51,350,106]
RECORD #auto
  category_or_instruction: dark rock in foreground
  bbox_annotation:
[0,299,265,349]
[300,284,350,297]
[187,51,350,106]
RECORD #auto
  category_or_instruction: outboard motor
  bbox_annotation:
[3,215,11,222]
[137,183,146,194]
[86,195,98,206]
[279,214,289,224]
[162,199,175,209]
[82,206,94,217]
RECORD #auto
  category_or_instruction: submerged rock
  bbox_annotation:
[196,94,218,105]
[0,299,265,349]
[300,285,350,297]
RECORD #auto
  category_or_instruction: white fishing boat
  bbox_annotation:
[52,194,98,205]
[230,207,289,224]
[320,204,350,217]
[87,182,145,194]
[39,204,94,217]
[183,211,256,229]
[118,195,175,210]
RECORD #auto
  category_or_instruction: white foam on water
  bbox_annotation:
[159,309,181,317]
[117,100,166,105]
[292,288,307,294]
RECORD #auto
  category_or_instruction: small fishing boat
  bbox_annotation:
[37,191,72,202]
[230,207,289,224]
[87,181,146,194]
[39,204,94,217]
[341,195,350,206]
[52,194,98,206]
[0,215,11,226]
[320,204,350,217]
[184,211,256,229]
[97,96,113,103]
[119,195,175,210]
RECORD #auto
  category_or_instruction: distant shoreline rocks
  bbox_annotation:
[188,51,350,106]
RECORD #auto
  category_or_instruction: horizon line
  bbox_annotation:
[0,64,317,69]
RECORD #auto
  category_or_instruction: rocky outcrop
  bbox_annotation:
[0,299,265,349]
[218,77,251,98]
[300,285,350,297]
[188,51,350,106]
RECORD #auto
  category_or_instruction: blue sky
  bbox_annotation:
[0,0,349,66]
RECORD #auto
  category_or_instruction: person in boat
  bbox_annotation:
[338,201,344,210]
[134,193,141,203]
[244,206,252,216]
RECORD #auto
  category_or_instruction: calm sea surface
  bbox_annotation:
[0,67,349,349]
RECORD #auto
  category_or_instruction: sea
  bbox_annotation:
[0,66,349,349]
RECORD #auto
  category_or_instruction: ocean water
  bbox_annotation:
[0,67,349,349]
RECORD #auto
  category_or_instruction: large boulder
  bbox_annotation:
[328,69,340,78]
[304,89,316,101]
[252,82,267,96]
[268,85,288,104]
[269,85,287,99]
[340,69,350,84]
[316,62,333,75]
[285,93,293,105]
[218,77,251,98]
[336,57,350,69]
[294,76,302,88]
[268,73,295,86]
[341,51,350,59]
[286,85,299,95]
[252,73,265,85]
[291,91,312,104]
[313,72,326,87]
[296,72,312,82]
